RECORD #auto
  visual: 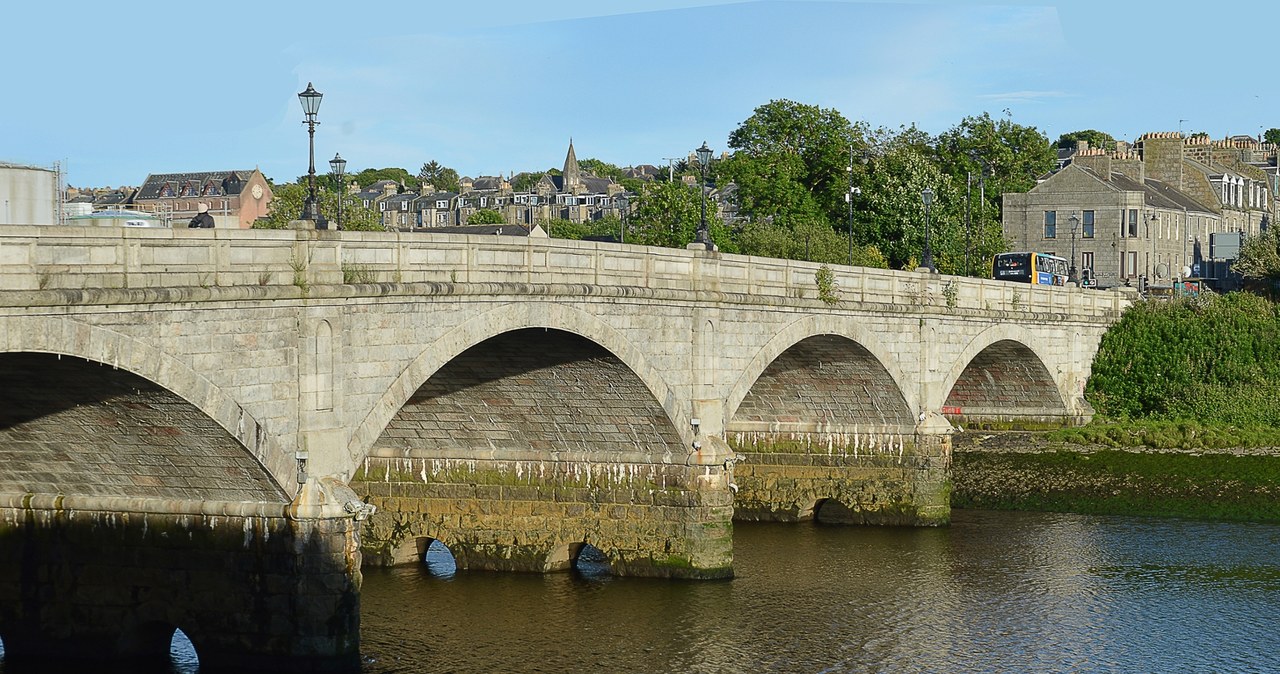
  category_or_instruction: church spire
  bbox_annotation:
[563,138,582,194]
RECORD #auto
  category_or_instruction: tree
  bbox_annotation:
[578,158,624,181]
[1233,230,1280,281]
[252,182,382,231]
[354,167,415,190]
[511,171,545,193]
[1265,128,1280,146]
[417,161,460,193]
[1054,129,1117,152]
[629,180,724,249]
[466,208,505,225]
[936,111,1054,257]
[720,99,867,231]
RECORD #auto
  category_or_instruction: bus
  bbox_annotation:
[992,252,1069,286]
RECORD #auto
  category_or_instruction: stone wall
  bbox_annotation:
[352,328,734,578]
[0,495,362,673]
[0,352,287,501]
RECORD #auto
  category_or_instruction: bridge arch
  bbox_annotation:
[724,314,915,425]
[0,315,293,493]
[348,301,680,470]
[937,324,1070,422]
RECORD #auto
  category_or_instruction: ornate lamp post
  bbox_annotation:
[329,153,346,231]
[695,141,713,249]
[1069,212,1080,284]
[298,82,326,229]
[921,187,936,272]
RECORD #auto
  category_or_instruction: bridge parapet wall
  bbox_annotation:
[0,226,1127,320]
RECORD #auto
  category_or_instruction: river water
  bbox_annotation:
[5,509,1280,673]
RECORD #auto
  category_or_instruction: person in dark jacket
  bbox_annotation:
[188,203,215,228]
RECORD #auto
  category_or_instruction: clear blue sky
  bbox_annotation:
[6,0,1278,188]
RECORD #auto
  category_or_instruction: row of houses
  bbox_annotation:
[1002,132,1278,291]
[56,140,674,230]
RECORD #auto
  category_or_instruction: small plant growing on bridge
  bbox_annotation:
[815,265,839,305]
[289,253,309,293]
[1010,289,1022,311]
[341,262,376,284]
[943,280,959,309]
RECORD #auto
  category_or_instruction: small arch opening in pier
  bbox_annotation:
[814,498,862,526]
[572,543,612,580]
[113,622,200,672]
[422,539,458,578]
[169,628,200,673]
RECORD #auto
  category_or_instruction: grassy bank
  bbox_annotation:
[952,447,1280,522]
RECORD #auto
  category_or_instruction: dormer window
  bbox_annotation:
[436,200,447,208]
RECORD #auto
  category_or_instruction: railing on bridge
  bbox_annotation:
[0,225,1128,318]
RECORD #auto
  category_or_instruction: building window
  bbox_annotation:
[437,200,447,208]
[1082,210,1095,238]
[1127,209,1138,238]
[1126,251,1138,278]
[1081,251,1094,271]
[1044,210,1057,239]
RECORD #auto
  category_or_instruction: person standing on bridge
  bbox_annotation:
[188,203,215,228]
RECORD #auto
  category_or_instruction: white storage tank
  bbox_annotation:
[0,161,59,225]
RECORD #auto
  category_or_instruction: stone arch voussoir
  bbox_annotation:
[347,302,678,471]
[0,315,292,493]
[725,314,914,423]
[937,324,1068,413]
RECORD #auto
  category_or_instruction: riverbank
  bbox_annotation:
[951,431,1280,522]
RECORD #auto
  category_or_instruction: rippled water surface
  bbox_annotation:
[5,510,1280,673]
[358,510,1280,673]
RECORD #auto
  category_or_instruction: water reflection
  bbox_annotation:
[422,539,458,579]
[6,511,1280,673]
[360,510,1280,673]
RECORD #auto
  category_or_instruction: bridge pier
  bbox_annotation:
[354,453,735,579]
[0,480,366,673]
[728,418,952,526]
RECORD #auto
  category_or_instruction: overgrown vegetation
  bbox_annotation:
[1086,293,1280,429]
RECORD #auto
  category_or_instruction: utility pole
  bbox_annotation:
[965,171,972,277]
[663,158,681,182]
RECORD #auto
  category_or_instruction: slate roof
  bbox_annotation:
[135,170,253,199]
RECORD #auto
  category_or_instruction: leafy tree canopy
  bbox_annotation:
[511,172,545,193]
[252,182,382,231]
[1234,230,1280,281]
[466,208,505,225]
[721,99,867,230]
[1266,128,1280,146]
[578,158,625,182]
[354,167,415,190]
[629,180,726,250]
[417,161,460,193]
[934,111,1055,197]
[1054,129,1118,152]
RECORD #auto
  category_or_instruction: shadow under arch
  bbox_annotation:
[0,316,292,493]
[725,315,915,426]
[348,302,681,470]
[938,325,1069,422]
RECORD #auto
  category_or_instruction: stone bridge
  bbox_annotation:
[0,226,1128,671]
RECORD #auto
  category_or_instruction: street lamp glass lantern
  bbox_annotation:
[696,142,713,168]
[1070,212,1080,234]
[921,187,934,206]
[329,153,346,177]
[298,82,323,117]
